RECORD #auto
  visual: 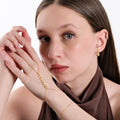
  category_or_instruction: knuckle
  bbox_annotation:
[19,58,24,64]
[10,30,16,34]
[0,36,5,43]
[5,32,18,43]
[33,63,39,72]
[9,43,14,48]
[5,32,11,37]
[19,49,26,56]
[31,62,38,73]
[3,38,9,44]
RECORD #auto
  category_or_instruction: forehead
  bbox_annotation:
[36,4,92,32]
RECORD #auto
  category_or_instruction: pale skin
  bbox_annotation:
[0,4,120,120]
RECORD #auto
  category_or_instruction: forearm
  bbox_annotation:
[47,90,96,120]
[0,65,15,120]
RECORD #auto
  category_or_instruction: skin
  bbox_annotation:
[0,4,120,120]
[36,4,106,96]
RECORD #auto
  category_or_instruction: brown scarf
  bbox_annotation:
[38,66,114,120]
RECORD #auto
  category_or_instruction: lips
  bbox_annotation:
[51,64,69,73]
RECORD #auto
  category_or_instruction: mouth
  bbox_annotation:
[51,64,69,73]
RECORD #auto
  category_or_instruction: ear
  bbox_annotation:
[96,29,108,52]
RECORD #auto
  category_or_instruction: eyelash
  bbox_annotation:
[62,32,75,40]
[38,32,75,43]
[38,35,50,43]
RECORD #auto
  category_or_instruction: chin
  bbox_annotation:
[51,73,73,84]
[53,76,71,84]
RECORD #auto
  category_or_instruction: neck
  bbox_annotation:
[66,63,98,97]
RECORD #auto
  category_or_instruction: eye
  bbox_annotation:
[62,32,75,40]
[38,35,50,43]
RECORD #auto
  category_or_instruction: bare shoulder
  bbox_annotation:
[104,78,120,120]
[3,86,43,120]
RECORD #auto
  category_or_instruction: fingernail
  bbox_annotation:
[19,44,24,48]
[20,40,24,45]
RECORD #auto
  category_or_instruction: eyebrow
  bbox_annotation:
[37,29,45,34]
[37,23,78,34]
[57,23,79,30]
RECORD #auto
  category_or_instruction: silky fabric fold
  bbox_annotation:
[38,66,114,120]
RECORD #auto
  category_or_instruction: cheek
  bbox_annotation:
[39,45,47,60]
[39,47,49,67]
[69,38,96,63]
[81,37,96,55]
[68,40,96,74]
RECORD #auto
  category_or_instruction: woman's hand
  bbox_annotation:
[0,26,31,82]
[5,26,58,101]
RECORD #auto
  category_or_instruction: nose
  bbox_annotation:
[48,41,63,59]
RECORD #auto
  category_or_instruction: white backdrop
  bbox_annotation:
[0,0,119,91]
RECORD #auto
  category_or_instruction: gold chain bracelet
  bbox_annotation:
[60,101,73,120]
[36,69,73,120]
[36,72,60,103]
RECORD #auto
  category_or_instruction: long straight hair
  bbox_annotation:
[35,0,120,84]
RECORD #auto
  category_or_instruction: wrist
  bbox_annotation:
[45,87,63,104]
[46,88,73,119]
[1,64,17,83]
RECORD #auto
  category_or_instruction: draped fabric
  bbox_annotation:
[38,66,114,120]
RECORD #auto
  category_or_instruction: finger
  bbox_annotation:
[16,48,38,72]
[3,39,16,52]
[5,60,28,84]
[22,28,31,44]
[8,52,32,74]
[11,30,25,46]
[24,41,40,64]
[5,32,20,49]
[5,59,46,100]
[12,26,31,43]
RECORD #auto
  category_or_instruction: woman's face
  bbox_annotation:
[36,4,98,83]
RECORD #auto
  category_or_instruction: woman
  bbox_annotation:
[0,0,120,119]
